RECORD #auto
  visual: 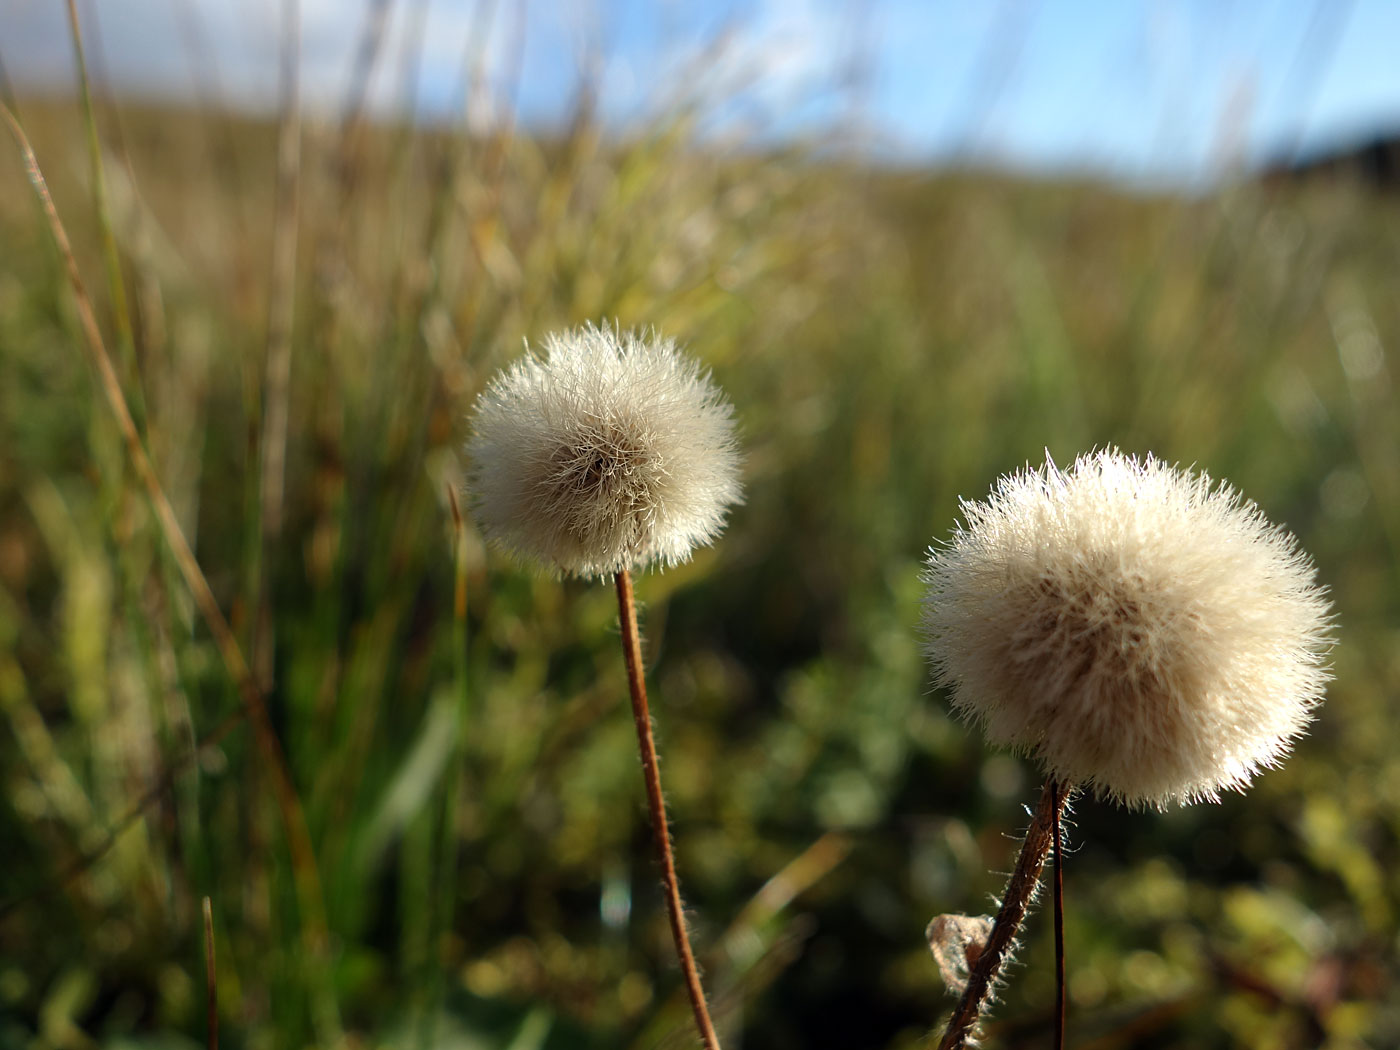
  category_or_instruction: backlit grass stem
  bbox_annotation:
[64,0,140,420]
[253,0,301,690]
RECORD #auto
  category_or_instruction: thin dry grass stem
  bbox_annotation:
[486,3,526,193]
[202,895,218,1050]
[335,0,393,198]
[64,0,140,410]
[391,0,429,121]
[704,832,852,1031]
[311,0,389,358]
[254,0,303,690]
[74,2,175,430]
[447,484,468,622]
[0,100,332,983]
[168,0,257,310]
[417,480,473,1046]
[614,568,723,1050]
[721,831,851,947]
[936,778,1074,1050]
[416,0,509,348]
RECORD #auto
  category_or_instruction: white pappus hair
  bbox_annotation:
[466,323,742,578]
[922,448,1334,809]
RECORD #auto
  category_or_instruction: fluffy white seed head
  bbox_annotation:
[922,448,1333,809]
[466,323,742,578]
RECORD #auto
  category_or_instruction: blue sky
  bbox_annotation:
[4,0,1399,186]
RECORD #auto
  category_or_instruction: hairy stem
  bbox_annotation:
[936,777,1073,1050]
[1053,778,1067,1050]
[614,569,722,1050]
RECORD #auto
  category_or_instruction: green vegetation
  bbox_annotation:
[1,84,1397,1049]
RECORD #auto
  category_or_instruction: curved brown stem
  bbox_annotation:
[615,569,722,1050]
[936,777,1073,1050]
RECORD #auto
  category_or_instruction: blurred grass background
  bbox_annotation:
[1,13,1399,1050]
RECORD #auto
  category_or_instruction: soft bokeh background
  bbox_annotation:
[2,3,1399,1048]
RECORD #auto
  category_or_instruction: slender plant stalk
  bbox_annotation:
[614,569,722,1050]
[936,777,1073,1050]
[1053,780,1067,1050]
[202,896,218,1050]
[414,484,475,1049]
[253,0,302,689]
[0,103,341,1044]
[64,0,140,414]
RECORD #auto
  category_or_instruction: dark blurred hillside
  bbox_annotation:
[1264,131,1400,191]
